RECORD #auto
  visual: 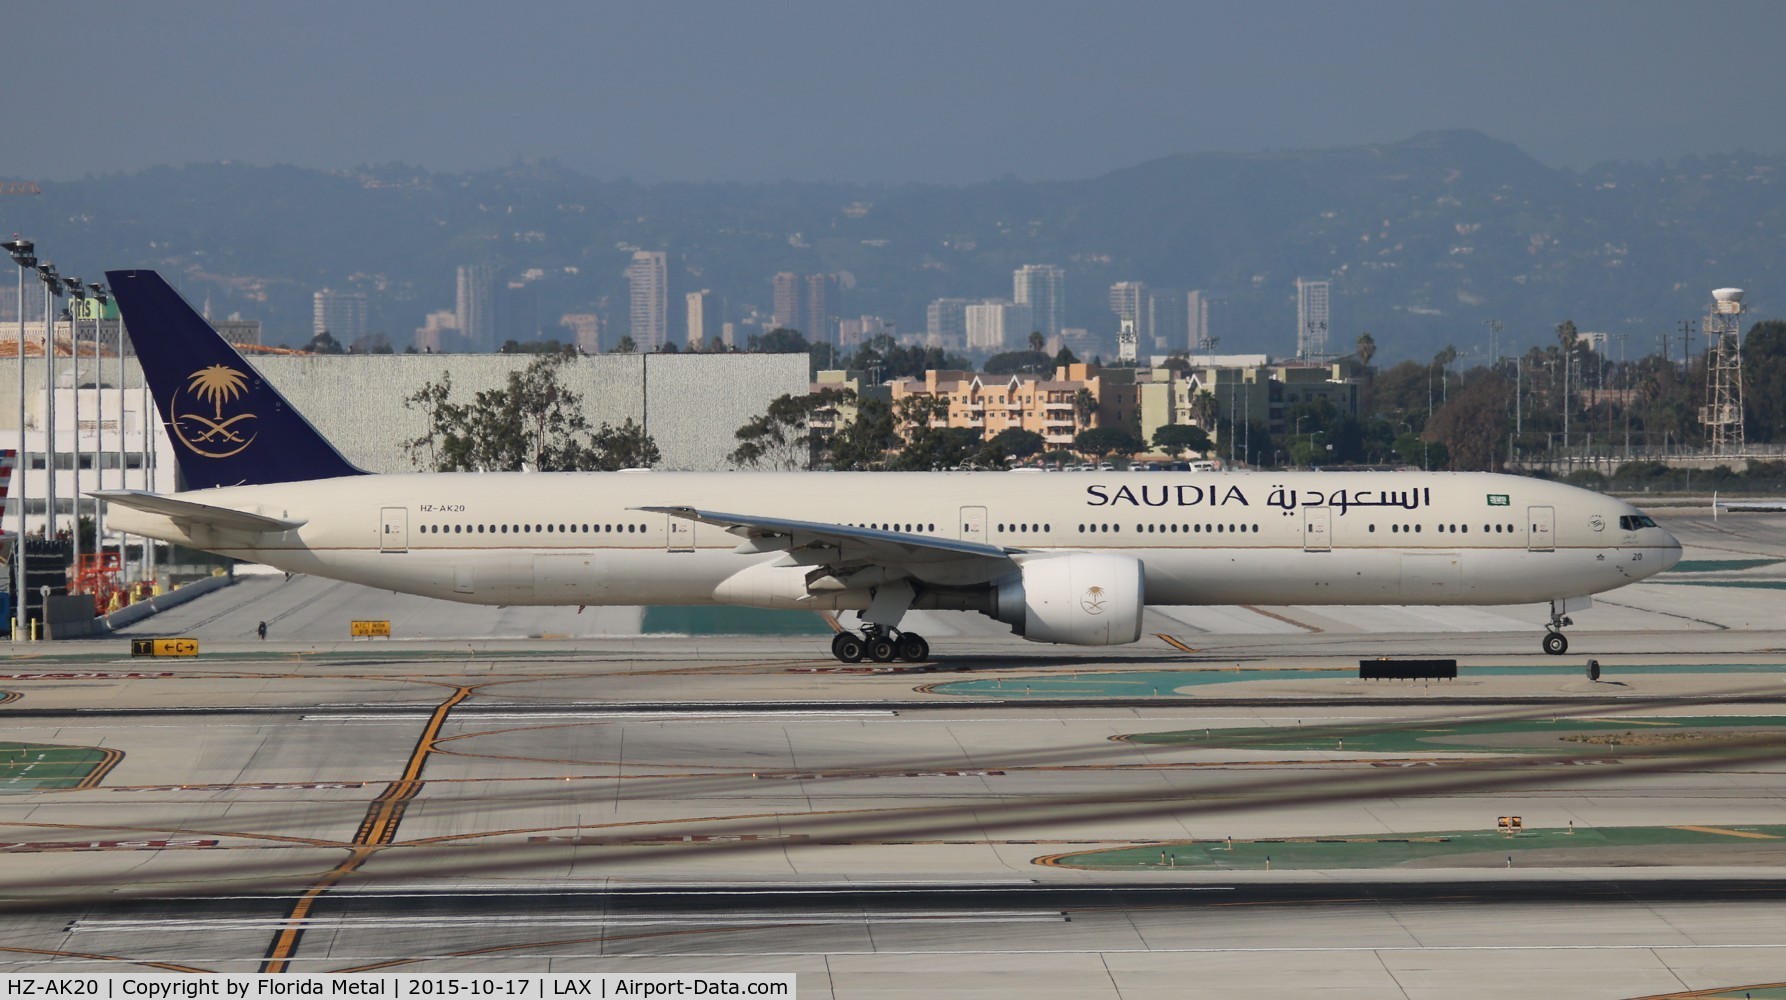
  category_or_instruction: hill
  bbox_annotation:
[4,130,1779,362]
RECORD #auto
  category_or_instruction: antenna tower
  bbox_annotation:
[1699,287,1746,456]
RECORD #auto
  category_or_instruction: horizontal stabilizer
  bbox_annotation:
[93,490,306,533]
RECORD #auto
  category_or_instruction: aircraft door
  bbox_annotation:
[380,507,408,553]
[1302,506,1331,552]
[960,506,988,544]
[1527,505,1555,552]
[666,514,694,553]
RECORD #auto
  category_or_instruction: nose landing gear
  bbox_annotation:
[831,624,929,663]
[1542,608,1573,656]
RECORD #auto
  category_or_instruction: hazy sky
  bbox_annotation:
[7,0,1785,184]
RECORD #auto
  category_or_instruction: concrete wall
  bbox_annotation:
[0,352,809,474]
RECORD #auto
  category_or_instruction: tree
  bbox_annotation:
[1052,346,1079,368]
[983,350,1050,375]
[1152,424,1211,459]
[1745,320,1786,443]
[1074,426,1142,458]
[1027,331,1046,353]
[748,327,809,353]
[306,330,345,354]
[893,426,982,471]
[1425,372,1512,471]
[588,418,661,470]
[729,390,850,470]
[829,396,899,470]
[988,427,1046,461]
[613,335,637,354]
[402,354,660,472]
[1073,388,1098,429]
[1355,332,1376,369]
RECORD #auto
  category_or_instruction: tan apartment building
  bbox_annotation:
[883,363,1134,450]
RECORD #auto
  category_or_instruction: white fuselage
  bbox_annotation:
[105,470,1681,617]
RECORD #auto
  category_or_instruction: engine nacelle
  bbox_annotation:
[991,553,1145,646]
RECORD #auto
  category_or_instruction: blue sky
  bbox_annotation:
[6,0,1785,183]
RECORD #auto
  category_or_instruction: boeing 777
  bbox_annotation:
[97,270,1681,661]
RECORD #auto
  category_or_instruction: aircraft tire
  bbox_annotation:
[867,638,898,663]
[1542,632,1568,656]
[835,635,866,663]
[897,633,929,662]
[831,632,853,660]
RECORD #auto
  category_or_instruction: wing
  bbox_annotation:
[1716,499,1786,512]
[93,490,306,533]
[635,505,1017,584]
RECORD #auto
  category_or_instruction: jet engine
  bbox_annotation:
[990,553,1145,646]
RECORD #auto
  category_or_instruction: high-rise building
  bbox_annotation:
[926,297,972,348]
[1295,277,1331,361]
[456,264,497,352]
[559,314,602,354]
[685,289,722,350]
[1109,282,1150,347]
[415,311,460,353]
[768,272,837,339]
[1013,264,1066,338]
[838,315,893,349]
[312,288,368,343]
[1186,290,1213,351]
[1147,289,1186,353]
[771,272,802,331]
[805,273,838,345]
[965,300,1032,353]
[625,251,670,351]
[499,281,540,344]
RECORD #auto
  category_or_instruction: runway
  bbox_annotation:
[3,509,1786,997]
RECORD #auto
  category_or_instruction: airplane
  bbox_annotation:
[96,269,1682,661]
[1713,491,1786,515]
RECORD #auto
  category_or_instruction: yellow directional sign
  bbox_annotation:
[350,620,392,638]
[131,638,199,657]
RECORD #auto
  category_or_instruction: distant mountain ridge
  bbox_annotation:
[6,130,1779,362]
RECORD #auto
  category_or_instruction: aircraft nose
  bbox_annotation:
[1658,526,1683,572]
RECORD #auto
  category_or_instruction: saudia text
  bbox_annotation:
[1086,484,1432,513]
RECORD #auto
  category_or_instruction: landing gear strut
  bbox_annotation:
[831,624,929,663]
[1542,607,1573,656]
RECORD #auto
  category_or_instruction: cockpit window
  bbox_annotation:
[1618,514,1658,530]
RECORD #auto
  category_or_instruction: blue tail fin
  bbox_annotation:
[106,269,366,490]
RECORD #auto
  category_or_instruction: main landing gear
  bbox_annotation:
[831,624,929,664]
[1542,608,1573,656]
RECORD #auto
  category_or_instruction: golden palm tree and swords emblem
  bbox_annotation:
[173,364,259,458]
[1080,585,1107,615]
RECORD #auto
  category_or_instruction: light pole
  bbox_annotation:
[62,278,86,582]
[34,263,61,541]
[3,239,34,637]
[91,283,123,578]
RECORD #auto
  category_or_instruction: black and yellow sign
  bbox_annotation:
[1497,815,1523,832]
[350,620,392,638]
[131,638,199,657]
